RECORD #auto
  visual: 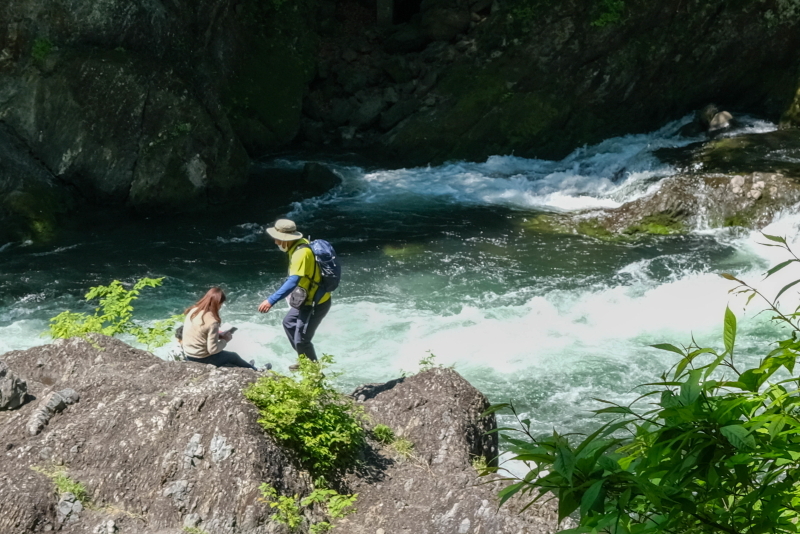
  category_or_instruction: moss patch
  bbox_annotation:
[624,214,684,235]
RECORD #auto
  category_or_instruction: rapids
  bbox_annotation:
[1,113,798,442]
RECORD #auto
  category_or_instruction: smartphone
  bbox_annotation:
[227,327,238,334]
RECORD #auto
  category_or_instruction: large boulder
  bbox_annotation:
[0,123,71,244]
[346,369,561,533]
[0,336,562,533]
[0,360,27,410]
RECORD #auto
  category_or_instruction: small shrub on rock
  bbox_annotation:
[244,355,366,476]
[372,424,395,444]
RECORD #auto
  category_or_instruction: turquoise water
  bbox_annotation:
[2,114,798,440]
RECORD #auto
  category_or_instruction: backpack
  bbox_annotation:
[298,239,341,303]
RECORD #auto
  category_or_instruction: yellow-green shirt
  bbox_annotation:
[288,239,331,305]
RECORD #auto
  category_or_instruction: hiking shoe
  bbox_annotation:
[259,363,273,372]
[288,363,301,372]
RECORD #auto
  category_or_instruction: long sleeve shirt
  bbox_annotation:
[182,308,227,358]
[266,239,331,306]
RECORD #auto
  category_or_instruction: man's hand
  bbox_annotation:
[258,300,272,313]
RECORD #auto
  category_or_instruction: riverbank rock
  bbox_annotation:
[0,336,561,533]
[586,171,800,236]
[0,360,27,410]
[346,369,561,533]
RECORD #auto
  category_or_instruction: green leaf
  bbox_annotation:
[650,343,685,356]
[580,480,604,516]
[762,233,787,244]
[775,279,800,302]
[723,307,736,355]
[721,425,755,450]
[553,444,576,483]
[765,259,798,279]
[480,403,511,418]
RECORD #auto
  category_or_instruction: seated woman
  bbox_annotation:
[182,287,256,370]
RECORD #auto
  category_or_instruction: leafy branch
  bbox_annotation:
[47,277,182,350]
[489,233,800,534]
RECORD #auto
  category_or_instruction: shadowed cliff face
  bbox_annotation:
[0,336,560,534]
[3,0,800,243]
[377,0,800,163]
[0,0,314,243]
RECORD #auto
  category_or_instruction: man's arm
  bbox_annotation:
[258,275,301,313]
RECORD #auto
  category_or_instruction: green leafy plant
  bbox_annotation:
[391,437,414,458]
[244,355,366,476]
[47,277,182,350]
[591,0,625,27]
[471,455,488,474]
[490,233,800,534]
[182,527,210,534]
[418,351,439,371]
[260,484,303,530]
[372,424,395,444]
[31,466,89,503]
[259,484,357,533]
[31,37,53,63]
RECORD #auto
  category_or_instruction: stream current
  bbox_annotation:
[2,115,799,444]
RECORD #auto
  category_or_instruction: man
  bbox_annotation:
[258,219,332,370]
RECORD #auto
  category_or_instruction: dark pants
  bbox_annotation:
[283,299,331,362]
[187,350,256,370]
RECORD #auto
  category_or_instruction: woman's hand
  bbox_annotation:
[220,331,233,342]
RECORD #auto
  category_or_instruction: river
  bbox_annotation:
[2,114,799,444]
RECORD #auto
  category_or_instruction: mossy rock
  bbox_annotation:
[623,214,685,236]
[1,188,64,243]
[656,129,800,177]
[224,9,317,157]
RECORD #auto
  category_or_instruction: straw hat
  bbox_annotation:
[266,219,303,241]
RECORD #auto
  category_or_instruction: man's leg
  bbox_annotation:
[295,299,331,362]
[282,307,303,352]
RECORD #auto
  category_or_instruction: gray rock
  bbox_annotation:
[210,434,234,463]
[384,24,431,54]
[421,7,471,42]
[0,360,27,410]
[351,96,388,128]
[301,162,342,195]
[1,336,561,534]
[27,388,80,435]
[380,99,421,130]
[709,111,734,131]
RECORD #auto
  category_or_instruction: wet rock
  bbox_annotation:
[351,95,388,128]
[0,360,27,409]
[709,111,734,132]
[380,98,421,130]
[301,162,342,195]
[384,24,431,54]
[421,7,471,42]
[584,171,800,236]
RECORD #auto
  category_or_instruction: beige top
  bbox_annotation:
[182,308,227,359]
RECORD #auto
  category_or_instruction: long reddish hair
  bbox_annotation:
[185,287,226,323]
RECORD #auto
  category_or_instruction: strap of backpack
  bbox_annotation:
[296,244,321,306]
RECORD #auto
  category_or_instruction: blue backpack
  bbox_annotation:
[299,239,341,303]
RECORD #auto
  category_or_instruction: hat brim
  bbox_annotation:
[266,227,303,241]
